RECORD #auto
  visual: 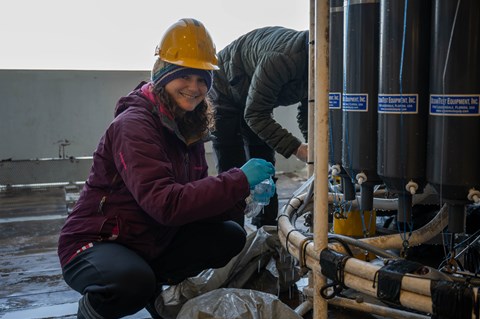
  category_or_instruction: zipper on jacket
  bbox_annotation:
[97,174,118,215]
[98,196,106,215]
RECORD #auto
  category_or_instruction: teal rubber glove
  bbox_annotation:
[240,158,275,189]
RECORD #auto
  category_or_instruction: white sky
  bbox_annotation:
[0,0,309,70]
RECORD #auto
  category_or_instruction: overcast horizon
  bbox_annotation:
[0,0,309,70]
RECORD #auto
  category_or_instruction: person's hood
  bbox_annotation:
[114,81,158,118]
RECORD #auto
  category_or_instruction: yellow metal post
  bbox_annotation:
[313,0,329,319]
[307,0,316,178]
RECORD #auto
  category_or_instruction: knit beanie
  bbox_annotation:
[151,58,213,91]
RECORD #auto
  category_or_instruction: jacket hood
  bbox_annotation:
[114,81,154,118]
[114,81,176,133]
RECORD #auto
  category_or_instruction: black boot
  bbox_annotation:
[145,302,163,319]
[77,308,86,319]
[77,293,103,319]
[144,285,164,319]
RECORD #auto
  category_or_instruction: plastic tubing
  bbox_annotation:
[290,192,449,252]
[327,233,399,259]
[326,186,437,211]
[294,300,313,316]
[276,194,473,316]
[329,295,430,319]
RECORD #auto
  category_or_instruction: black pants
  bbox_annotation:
[212,107,278,227]
[62,221,246,319]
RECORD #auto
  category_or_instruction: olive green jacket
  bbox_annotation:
[211,26,309,158]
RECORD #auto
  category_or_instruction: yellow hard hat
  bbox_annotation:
[155,18,219,71]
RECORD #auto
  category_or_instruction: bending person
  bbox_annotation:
[209,26,309,228]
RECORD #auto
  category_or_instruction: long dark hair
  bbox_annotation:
[152,84,214,140]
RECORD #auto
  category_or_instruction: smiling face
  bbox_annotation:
[164,75,208,112]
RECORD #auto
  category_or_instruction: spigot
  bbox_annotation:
[356,172,367,185]
[331,164,341,176]
[467,188,480,204]
[405,181,419,195]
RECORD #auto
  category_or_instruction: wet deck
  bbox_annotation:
[0,172,311,319]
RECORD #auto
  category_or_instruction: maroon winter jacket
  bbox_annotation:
[57,82,249,267]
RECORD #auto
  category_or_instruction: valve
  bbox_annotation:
[405,181,419,195]
[356,172,367,185]
[331,164,341,176]
[467,188,480,204]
